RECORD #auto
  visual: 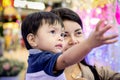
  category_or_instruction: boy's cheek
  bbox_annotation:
[63,41,67,48]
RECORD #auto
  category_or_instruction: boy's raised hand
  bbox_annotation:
[86,20,118,49]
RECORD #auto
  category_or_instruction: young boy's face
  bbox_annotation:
[33,22,64,53]
[63,20,85,51]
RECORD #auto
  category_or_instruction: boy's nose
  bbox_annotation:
[58,36,64,41]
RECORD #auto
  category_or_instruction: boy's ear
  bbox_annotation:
[27,33,37,47]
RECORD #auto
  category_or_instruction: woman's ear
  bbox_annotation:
[27,33,37,47]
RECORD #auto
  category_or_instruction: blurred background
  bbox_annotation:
[0,0,120,80]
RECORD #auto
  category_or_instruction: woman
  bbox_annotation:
[51,8,120,80]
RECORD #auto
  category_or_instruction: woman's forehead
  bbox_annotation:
[63,20,82,28]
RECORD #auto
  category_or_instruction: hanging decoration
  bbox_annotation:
[92,0,108,8]
[115,0,120,24]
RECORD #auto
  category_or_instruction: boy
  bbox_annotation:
[21,11,118,80]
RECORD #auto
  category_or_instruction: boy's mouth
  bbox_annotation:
[55,44,63,49]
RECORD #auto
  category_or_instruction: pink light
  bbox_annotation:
[115,0,120,24]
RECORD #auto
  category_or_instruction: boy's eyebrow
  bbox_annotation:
[49,25,57,29]
[49,25,63,31]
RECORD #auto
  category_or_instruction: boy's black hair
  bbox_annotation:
[51,8,83,29]
[21,12,64,50]
[51,8,100,80]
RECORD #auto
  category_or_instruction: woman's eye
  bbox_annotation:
[64,34,68,37]
[77,32,82,34]
[76,32,83,36]
[61,33,68,37]
[50,30,55,34]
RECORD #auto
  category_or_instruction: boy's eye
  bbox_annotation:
[61,33,65,37]
[50,30,55,34]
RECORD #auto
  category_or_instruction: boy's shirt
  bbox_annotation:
[26,49,66,80]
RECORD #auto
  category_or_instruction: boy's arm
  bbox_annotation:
[55,21,118,70]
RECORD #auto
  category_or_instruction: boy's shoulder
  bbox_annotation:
[27,49,64,77]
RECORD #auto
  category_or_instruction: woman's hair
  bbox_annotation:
[51,8,83,29]
[51,8,100,80]
[81,59,100,80]
[21,12,63,50]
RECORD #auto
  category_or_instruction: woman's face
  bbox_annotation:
[63,20,85,51]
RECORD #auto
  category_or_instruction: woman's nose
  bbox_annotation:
[68,37,79,45]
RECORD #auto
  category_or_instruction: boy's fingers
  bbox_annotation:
[99,25,112,35]
[104,39,118,44]
[95,20,104,31]
[103,34,118,41]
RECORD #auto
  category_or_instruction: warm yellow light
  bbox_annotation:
[2,0,12,8]
[4,7,18,16]
[3,22,19,29]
